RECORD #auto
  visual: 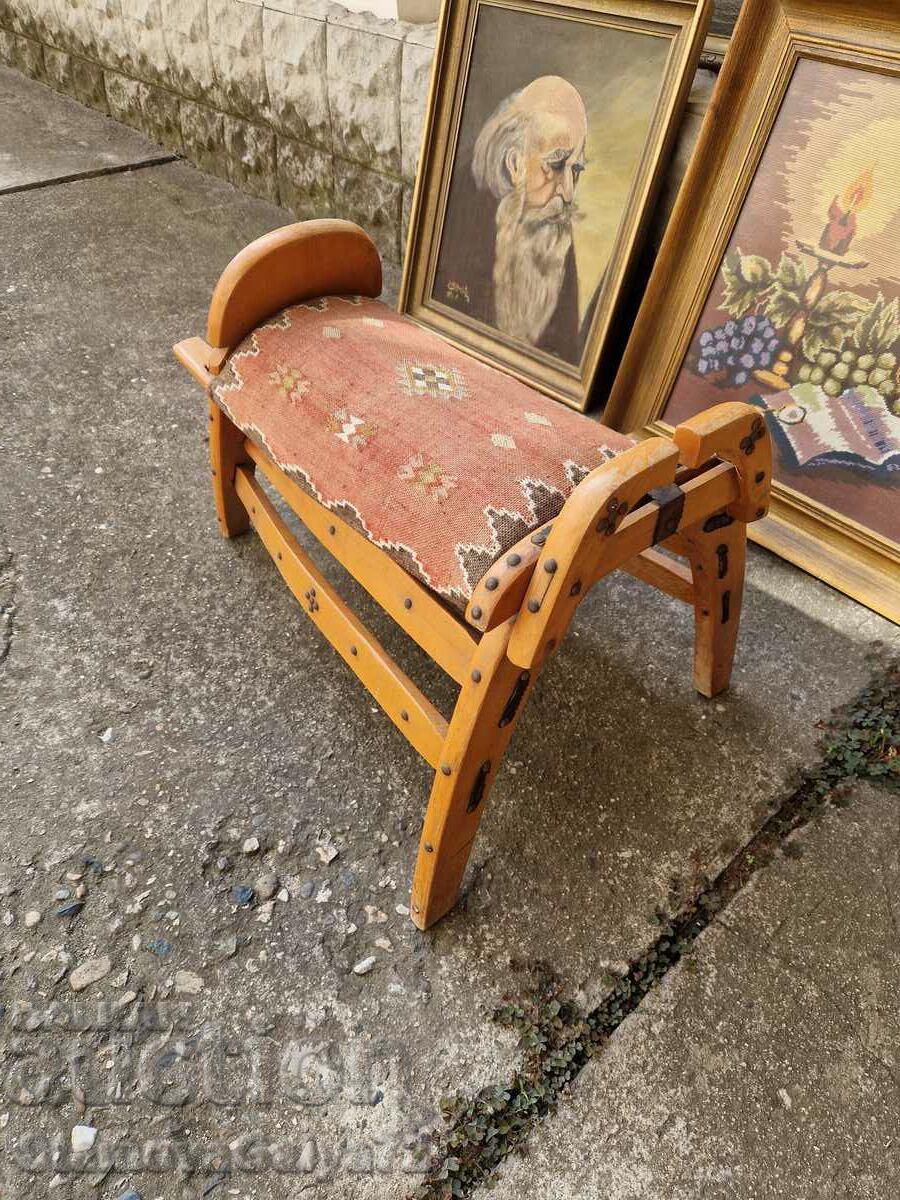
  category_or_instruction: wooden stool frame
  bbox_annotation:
[175,220,772,930]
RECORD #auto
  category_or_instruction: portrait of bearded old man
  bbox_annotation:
[436,75,600,366]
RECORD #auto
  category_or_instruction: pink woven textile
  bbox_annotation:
[213,296,634,612]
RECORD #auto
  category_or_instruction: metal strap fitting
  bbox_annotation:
[648,484,686,545]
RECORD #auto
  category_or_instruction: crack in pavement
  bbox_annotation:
[0,154,179,197]
[0,546,16,667]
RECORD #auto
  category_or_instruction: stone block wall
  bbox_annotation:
[0,0,435,289]
[0,0,715,297]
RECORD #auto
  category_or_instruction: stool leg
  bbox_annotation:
[682,518,748,698]
[411,620,538,929]
[208,399,252,538]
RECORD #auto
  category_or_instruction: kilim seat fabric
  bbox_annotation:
[213,295,635,613]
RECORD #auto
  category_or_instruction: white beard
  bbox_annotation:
[492,190,573,346]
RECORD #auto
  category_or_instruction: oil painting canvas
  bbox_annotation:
[431,5,672,369]
[661,58,900,550]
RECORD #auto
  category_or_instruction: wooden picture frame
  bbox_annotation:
[605,0,900,624]
[400,0,711,412]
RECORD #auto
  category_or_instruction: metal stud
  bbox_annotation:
[544,559,557,574]
[471,669,482,683]
[506,553,521,567]
[471,605,482,620]
[424,842,433,853]
[400,709,409,722]
[755,471,765,484]
[441,764,452,776]
[350,645,358,656]
[485,577,498,591]
[527,599,540,613]
[569,580,582,597]
[404,598,412,609]
[329,524,336,535]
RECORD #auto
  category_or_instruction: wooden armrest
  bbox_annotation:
[207,218,382,352]
[673,401,771,523]
[173,337,229,388]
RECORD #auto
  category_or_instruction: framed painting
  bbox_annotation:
[399,0,712,412]
[605,0,900,624]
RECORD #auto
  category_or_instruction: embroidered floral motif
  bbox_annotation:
[524,411,552,426]
[362,316,385,328]
[398,454,458,502]
[323,326,342,340]
[397,360,468,401]
[491,433,517,451]
[326,408,376,449]
[267,363,310,404]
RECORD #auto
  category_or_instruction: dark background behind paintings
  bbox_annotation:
[711,0,743,38]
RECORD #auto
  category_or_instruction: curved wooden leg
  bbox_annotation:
[209,399,252,538]
[411,619,538,929]
[681,516,748,698]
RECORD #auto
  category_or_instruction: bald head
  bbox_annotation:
[472,76,587,216]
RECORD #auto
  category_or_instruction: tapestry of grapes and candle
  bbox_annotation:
[661,57,900,550]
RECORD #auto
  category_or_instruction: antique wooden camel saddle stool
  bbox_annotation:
[174,219,772,929]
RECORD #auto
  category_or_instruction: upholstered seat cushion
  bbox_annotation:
[212,296,635,613]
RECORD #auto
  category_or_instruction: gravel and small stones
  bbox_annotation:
[230,884,255,908]
[68,955,111,992]
[241,836,260,854]
[70,1124,97,1154]
[254,871,278,901]
[352,955,377,976]
[24,910,41,928]
[174,969,204,995]
[299,881,315,899]
[146,938,173,958]
[212,933,238,961]
[315,841,339,865]
[55,900,84,918]
[116,1189,142,1200]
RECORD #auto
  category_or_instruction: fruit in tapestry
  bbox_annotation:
[663,58,900,548]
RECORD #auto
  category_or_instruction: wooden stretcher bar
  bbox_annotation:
[234,466,449,768]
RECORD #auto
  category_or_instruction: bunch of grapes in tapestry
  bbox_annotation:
[663,58,900,548]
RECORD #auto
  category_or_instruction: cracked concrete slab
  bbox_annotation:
[0,66,169,192]
[0,77,898,1198]
[490,783,900,1200]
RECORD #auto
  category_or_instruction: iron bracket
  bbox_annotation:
[499,671,530,728]
[648,484,686,545]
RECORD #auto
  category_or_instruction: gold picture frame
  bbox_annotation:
[605,0,900,624]
[399,0,711,412]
